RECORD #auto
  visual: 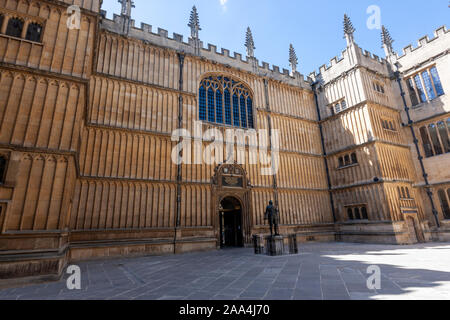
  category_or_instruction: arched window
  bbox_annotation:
[335,103,341,113]
[405,188,411,199]
[428,123,443,155]
[347,208,354,220]
[198,75,254,129]
[338,157,344,168]
[361,207,368,220]
[344,155,350,166]
[0,156,7,184]
[0,15,4,31]
[354,208,361,220]
[25,22,42,42]
[341,100,347,110]
[351,153,358,164]
[437,189,450,220]
[6,17,24,38]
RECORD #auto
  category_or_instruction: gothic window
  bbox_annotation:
[414,74,427,103]
[198,75,254,129]
[344,155,350,166]
[406,188,411,199]
[419,119,449,158]
[338,152,358,169]
[361,207,368,220]
[428,123,443,155]
[419,126,434,157]
[437,121,450,153]
[0,14,4,31]
[0,156,7,184]
[6,17,24,38]
[199,85,206,121]
[407,78,419,106]
[341,100,347,110]
[25,22,42,42]
[347,208,354,220]
[354,208,361,220]
[334,103,341,113]
[407,66,445,105]
[346,206,368,221]
[422,70,436,100]
[430,67,444,96]
[437,189,450,220]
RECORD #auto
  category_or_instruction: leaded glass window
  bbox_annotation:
[438,189,450,220]
[414,74,426,103]
[422,70,436,100]
[199,86,206,121]
[224,89,232,125]
[407,78,419,106]
[428,123,443,155]
[430,67,444,96]
[198,75,254,129]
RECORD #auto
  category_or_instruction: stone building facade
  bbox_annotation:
[0,0,448,280]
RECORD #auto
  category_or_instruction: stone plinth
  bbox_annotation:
[253,234,299,256]
[265,236,285,256]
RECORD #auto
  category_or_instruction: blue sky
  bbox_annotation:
[101,0,449,75]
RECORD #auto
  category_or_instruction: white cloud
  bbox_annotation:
[219,0,228,11]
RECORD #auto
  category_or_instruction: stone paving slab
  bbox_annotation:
[1,242,450,300]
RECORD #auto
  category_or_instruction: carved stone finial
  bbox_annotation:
[343,14,355,46]
[245,27,255,58]
[289,44,298,75]
[188,6,201,39]
[381,25,394,55]
[118,0,134,17]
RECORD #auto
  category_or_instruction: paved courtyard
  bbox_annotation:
[1,242,450,300]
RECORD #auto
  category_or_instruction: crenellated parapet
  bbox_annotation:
[100,11,311,90]
[396,26,449,73]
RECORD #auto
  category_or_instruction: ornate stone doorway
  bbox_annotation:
[219,197,244,248]
[212,163,253,247]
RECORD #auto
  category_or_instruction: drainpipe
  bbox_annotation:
[312,82,337,223]
[174,52,185,253]
[393,69,440,228]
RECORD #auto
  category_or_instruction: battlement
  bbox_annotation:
[309,43,390,86]
[397,26,448,60]
[100,11,311,90]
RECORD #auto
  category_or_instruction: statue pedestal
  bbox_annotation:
[265,236,285,256]
[253,234,299,256]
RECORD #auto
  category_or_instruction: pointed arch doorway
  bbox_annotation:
[212,163,253,248]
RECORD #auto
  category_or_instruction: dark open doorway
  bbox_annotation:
[219,197,244,248]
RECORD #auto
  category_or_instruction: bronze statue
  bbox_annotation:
[265,200,279,237]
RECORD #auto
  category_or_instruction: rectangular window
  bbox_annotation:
[428,123,443,155]
[199,86,206,121]
[232,94,240,127]
[207,89,215,122]
[419,126,434,157]
[437,121,450,153]
[407,78,419,106]
[414,74,427,103]
[430,67,444,96]
[422,70,436,100]
[438,189,450,220]
[224,90,232,125]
